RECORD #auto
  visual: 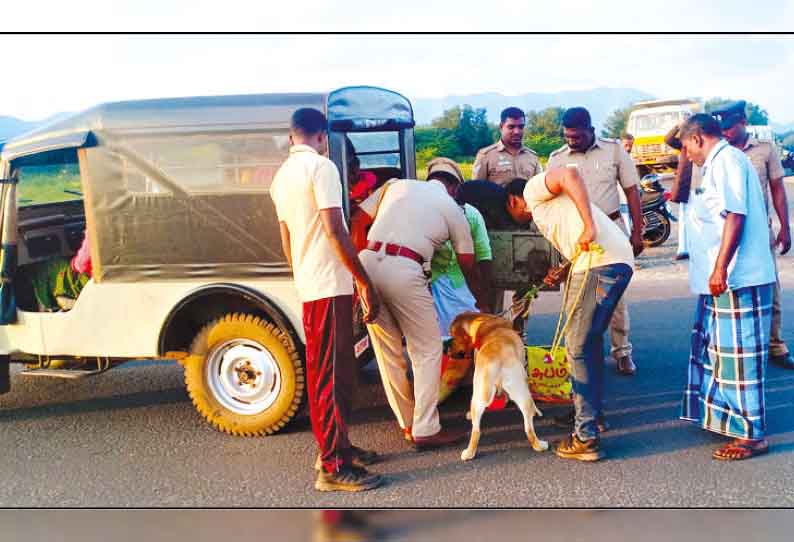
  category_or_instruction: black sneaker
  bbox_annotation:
[314,446,380,471]
[555,433,605,462]
[552,411,609,433]
[314,466,383,492]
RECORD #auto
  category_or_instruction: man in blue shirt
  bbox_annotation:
[678,114,776,461]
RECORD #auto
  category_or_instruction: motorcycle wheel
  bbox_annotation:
[643,210,672,248]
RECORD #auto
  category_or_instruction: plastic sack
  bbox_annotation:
[526,346,573,404]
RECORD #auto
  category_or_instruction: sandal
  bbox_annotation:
[712,439,769,461]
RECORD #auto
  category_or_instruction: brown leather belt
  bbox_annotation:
[366,241,424,265]
[607,210,622,221]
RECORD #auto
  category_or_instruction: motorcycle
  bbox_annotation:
[639,174,676,247]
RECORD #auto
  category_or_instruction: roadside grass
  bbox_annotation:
[17,164,82,206]
[416,161,473,181]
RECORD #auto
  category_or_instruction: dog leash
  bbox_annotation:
[547,244,603,359]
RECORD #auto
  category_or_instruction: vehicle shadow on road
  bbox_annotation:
[0,387,189,423]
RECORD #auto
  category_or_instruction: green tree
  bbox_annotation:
[417,104,494,161]
[525,107,565,138]
[601,106,633,138]
[415,126,461,159]
[431,106,462,130]
[523,107,565,157]
[704,97,769,125]
[457,105,493,156]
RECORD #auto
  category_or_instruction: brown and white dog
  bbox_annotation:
[449,312,549,461]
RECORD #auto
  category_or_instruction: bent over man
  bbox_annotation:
[547,107,643,376]
[351,177,481,449]
[517,169,635,461]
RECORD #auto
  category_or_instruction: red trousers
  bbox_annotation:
[303,295,355,473]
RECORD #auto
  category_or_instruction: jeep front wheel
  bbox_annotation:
[184,313,304,436]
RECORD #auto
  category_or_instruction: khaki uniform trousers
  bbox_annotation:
[771,250,789,357]
[360,249,443,439]
[608,216,632,359]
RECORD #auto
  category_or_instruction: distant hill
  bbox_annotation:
[0,116,38,141]
[0,112,71,141]
[2,98,792,143]
[411,87,655,131]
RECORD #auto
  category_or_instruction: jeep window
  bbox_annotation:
[16,162,82,207]
[347,132,401,170]
[120,131,290,194]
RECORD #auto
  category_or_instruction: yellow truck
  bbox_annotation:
[627,99,702,177]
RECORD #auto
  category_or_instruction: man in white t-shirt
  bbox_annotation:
[518,168,635,462]
[270,108,382,493]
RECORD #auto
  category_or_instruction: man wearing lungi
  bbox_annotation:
[679,114,776,461]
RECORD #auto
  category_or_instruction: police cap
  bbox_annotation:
[710,100,747,130]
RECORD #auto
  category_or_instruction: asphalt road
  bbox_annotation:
[1,186,793,509]
[3,509,794,542]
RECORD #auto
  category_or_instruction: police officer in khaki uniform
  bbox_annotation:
[472,107,542,185]
[350,178,480,449]
[547,107,644,376]
[712,100,793,369]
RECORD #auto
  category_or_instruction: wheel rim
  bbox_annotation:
[205,339,282,415]
[643,211,670,247]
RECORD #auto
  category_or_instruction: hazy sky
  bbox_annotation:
[2,1,793,123]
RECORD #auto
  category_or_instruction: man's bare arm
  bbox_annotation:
[319,207,380,322]
[770,177,791,255]
[544,167,597,247]
[477,260,494,312]
[622,184,645,256]
[278,222,292,268]
[456,253,488,311]
[709,212,745,297]
[670,148,693,204]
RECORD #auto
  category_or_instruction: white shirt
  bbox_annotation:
[685,139,775,295]
[523,172,634,273]
[270,145,353,302]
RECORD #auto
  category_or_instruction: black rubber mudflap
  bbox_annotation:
[0,355,10,394]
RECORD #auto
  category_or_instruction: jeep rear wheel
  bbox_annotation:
[184,313,304,436]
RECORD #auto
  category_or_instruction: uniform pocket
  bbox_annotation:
[594,163,618,186]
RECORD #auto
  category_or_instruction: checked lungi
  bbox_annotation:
[681,283,774,440]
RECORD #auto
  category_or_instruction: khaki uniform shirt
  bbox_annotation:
[472,141,542,186]
[547,138,639,216]
[359,179,474,263]
[741,137,785,212]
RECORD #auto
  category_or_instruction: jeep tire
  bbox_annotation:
[184,313,304,436]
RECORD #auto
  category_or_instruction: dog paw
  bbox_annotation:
[461,448,476,461]
[532,439,549,452]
